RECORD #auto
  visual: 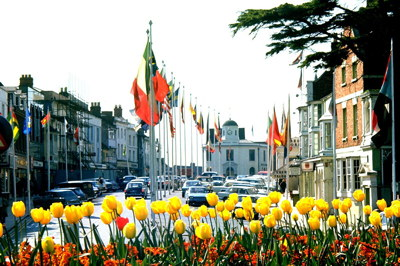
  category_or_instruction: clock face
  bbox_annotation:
[227,130,232,135]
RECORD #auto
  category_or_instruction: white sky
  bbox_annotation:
[0,0,362,144]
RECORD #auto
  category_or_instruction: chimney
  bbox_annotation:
[90,102,101,117]
[114,105,123,118]
[19,74,34,93]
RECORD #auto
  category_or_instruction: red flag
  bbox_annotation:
[267,108,282,154]
[41,112,51,127]
[74,127,79,145]
[196,112,204,134]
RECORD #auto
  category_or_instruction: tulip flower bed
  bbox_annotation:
[0,190,400,265]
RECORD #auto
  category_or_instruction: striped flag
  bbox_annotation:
[7,107,20,142]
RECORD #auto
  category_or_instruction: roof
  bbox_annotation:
[222,119,238,127]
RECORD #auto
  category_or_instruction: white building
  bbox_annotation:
[205,119,268,176]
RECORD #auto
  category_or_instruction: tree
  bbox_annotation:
[230,0,400,71]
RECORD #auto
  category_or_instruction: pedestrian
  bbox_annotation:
[279,179,287,193]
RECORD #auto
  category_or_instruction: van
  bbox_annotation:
[56,181,95,201]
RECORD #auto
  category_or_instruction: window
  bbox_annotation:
[354,159,360,189]
[263,150,266,162]
[342,108,347,139]
[353,104,358,137]
[301,136,309,158]
[324,123,332,149]
[226,149,234,161]
[249,167,255,175]
[313,132,319,156]
[249,150,255,161]
[342,160,347,190]
[346,158,352,191]
[302,110,308,131]
[341,62,346,85]
[352,61,358,80]
[313,104,322,127]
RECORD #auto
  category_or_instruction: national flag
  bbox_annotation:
[297,70,303,89]
[180,93,185,124]
[131,39,169,126]
[371,51,393,148]
[214,115,222,143]
[290,51,303,66]
[7,107,20,142]
[74,127,79,145]
[206,113,215,153]
[196,112,204,134]
[41,112,51,127]
[171,86,180,107]
[23,108,31,135]
[266,107,282,154]
[190,101,197,123]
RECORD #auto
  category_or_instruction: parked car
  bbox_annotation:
[56,181,95,201]
[226,176,236,181]
[181,180,202,197]
[218,186,264,202]
[213,181,249,194]
[33,189,81,209]
[200,171,218,177]
[61,187,88,202]
[85,180,102,197]
[121,175,137,189]
[105,179,119,192]
[124,181,148,199]
[211,176,226,182]
[186,186,209,207]
[138,177,150,187]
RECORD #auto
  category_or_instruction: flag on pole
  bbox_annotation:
[290,51,303,66]
[23,108,31,135]
[281,96,291,158]
[297,70,303,89]
[7,107,20,142]
[41,112,51,127]
[131,39,169,125]
[74,127,79,145]
[180,93,185,124]
[372,51,393,148]
[196,112,204,134]
[206,113,215,153]
[171,86,180,107]
[266,107,282,154]
[190,101,197,123]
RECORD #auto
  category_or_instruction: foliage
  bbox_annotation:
[230,0,400,70]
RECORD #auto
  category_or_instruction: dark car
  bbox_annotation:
[61,187,88,202]
[33,189,81,209]
[186,186,209,207]
[85,180,102,197]
[138,177,150,187]
[105,179,119,192]
[124,181,148,199]
[56,181,95,201]
[121,175,137,189]
[181,180,202,197]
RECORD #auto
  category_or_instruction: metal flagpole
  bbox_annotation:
[12,135,17,202]
[196,101,199,176]
[390,39,396,200]
[179,86,183,181]
[332,69,337,199]
[163,109,168,197]
[25,100,31,211]
[285,96,290,199]
[190,94,194,179]
[47,110,51,190]
[173,88,178,191]
[64,118,68,182]
[266,110,271,190]
[157,108,162,199]
[183,88,187,178]
[78,113,82,180]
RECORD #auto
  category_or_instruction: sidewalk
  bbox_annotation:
[3,196,33,238]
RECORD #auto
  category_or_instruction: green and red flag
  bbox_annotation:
[7,107,20,142]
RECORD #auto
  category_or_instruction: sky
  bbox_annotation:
[0,0,363,144]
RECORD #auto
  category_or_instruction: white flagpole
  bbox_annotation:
[64,118,68,182]
[285,95,290,199]
[190,94,194,179]
[179,86,183,180]
[196,100,199,176]
[25,101,31,211]
[183,88,187,178]
[173,89,178,191]
[47,110,51,190]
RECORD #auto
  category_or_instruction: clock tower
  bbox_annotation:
[222,119,239,143]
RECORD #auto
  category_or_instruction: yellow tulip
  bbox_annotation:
[315,199,329,213]
[103,195,118,211]
[166,202,179,215]
[327,215,337,227]
[64,205,82,224]
[199,205,208,217]
[343,198,353,209]
[208,208,216,218]
[181,204,192,217]
[134,204,149,221]
[229,193,239,204]
[12,201,26,217]
[353,189,365,202]
[125,197,136,210]
[31,208,44,223]
[243,209,254,221]
[192,219,201,228]
[295,199,312,215]
[234,208,244,219]
[41,236,55,253]
[151,201,166,214]
[249,220,261,234]
[256,203,270,216]
[376,199,387,212]
[170,212,179,221]
[280,200,292,214]
[339,213,347,224]
[50,202,64,218]
[117,201,123,215]
[242,196,253,211]
[268,191,282,204]
[309,210,322,219]
[40,210,52,225]
[369,211,381,227]
[339,201,350,214]
[81,202,94,217]
[123,222,136,239]
[102,201,112,213]
[191,210,201,221]
[224,199,235,211]
[206,192,219,207]
[363,205,372,215]
[257,196,272,207]
[168,196,182,212]
[100,211,113,224]
[331,199,340,210]
[308,217,320,230]
[292,213,299,222]
[136,198,146,206]
[195,223,212,240]
[272,208,283,221]
[264,214,276,228]
[384,207,393,218]
[174,219,186,234]
[0,224,3,237]
[216,201,225,212]
[392,204,400,218]
[220,209,232,221]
